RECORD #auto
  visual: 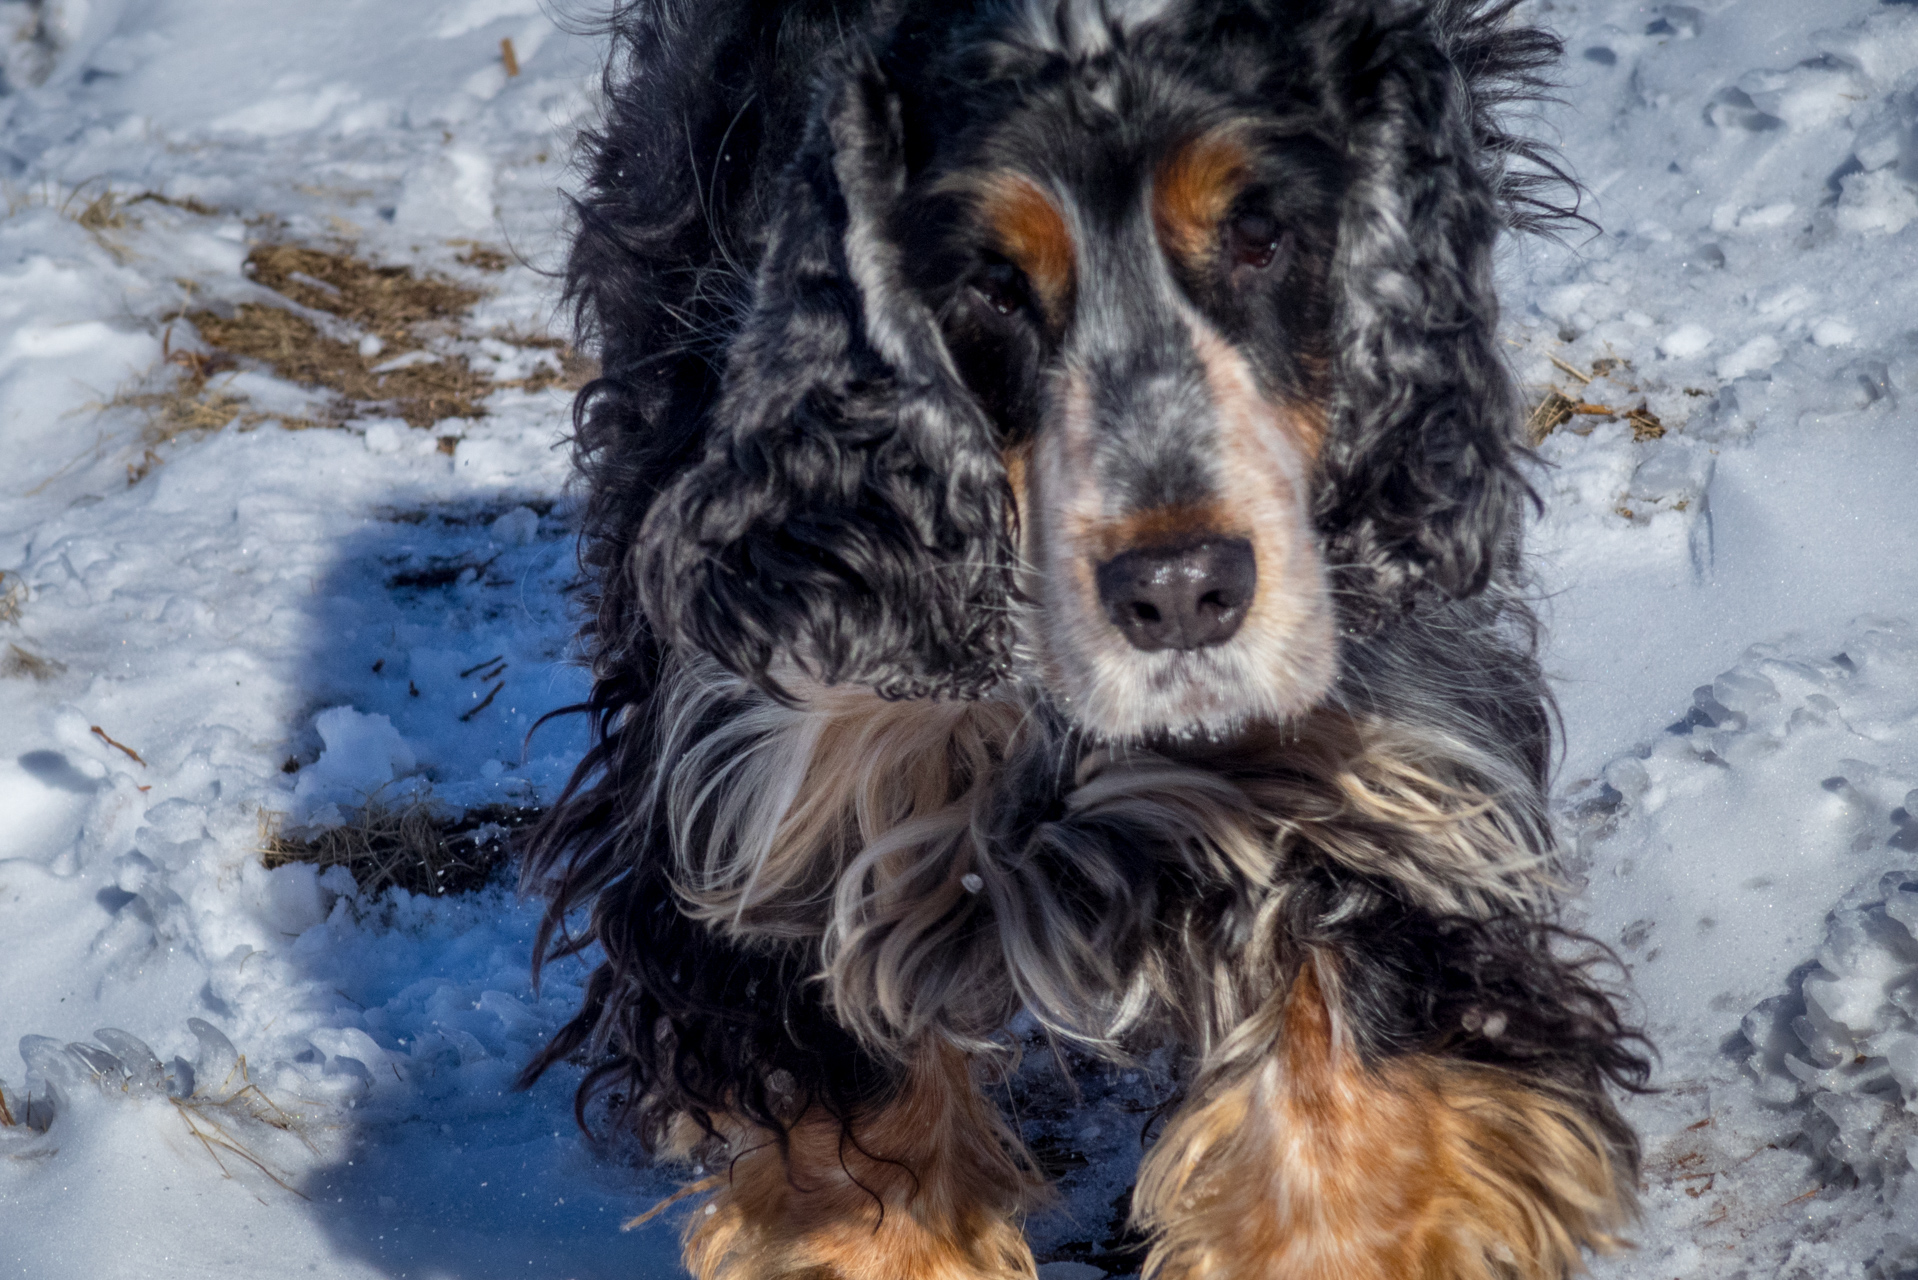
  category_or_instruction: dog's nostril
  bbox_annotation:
[1095,538,1256,653]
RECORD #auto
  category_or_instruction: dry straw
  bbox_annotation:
[260,798,539,898]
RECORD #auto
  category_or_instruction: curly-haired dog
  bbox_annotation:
[521,2,1651,1277]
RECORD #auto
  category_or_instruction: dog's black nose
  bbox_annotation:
[1095,539,1256,652]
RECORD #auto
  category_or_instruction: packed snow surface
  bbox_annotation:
[1,0,1916,1276]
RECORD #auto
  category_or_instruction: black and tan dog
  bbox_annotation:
[522,1,1649,1276]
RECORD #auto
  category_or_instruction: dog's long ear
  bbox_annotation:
[1315,3,1546,619]
[635,53,1014,700]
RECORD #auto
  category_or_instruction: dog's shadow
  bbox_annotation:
[270,478,685,1279]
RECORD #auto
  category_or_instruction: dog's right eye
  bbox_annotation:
[1227,211,1287,271]
[973,261,1030,317]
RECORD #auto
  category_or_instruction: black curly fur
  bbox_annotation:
[523,0,1646,1207]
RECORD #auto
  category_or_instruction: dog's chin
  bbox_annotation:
[1052,612,1339,743]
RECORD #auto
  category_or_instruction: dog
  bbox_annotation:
[520,2,1650,1277]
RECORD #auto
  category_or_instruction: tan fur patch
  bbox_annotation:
[1083,501,1239,562]
[1153,131,1252,265]
[678,1042,1042,1280]
[978,175,1075,322]
[1134,962,1632,1280]
[1194,321,1326,462]
[1003,444,1031,538]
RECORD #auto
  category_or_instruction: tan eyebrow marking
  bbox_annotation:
[976,174,1075,322]
[1154,129,1253,265]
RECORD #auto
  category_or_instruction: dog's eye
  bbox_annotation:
[1226,212,1287,270]
[973,261,1030,317]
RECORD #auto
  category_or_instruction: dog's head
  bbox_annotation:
[637,0,1557,739]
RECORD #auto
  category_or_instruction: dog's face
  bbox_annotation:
[904,81,1346,738]
[638,0,1527,742]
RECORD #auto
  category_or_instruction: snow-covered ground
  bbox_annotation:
[0,0,1915,1276]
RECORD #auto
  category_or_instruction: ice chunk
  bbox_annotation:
[90,1030,165,1093]
[489,505,539,546]
[362,420,410,455]
[1812,318,1858,348]
[1716,335,1783,382]
[19,1035,86,1101]
[1886,1032,1918,1099]
[140,797,207,844]
[247,857,333,937]
[1748,872,1918,1188]
[1658,322,1713,359]
[1629,442,1715,508]
[289,706,417,823]
[1711,669,1779,717]
[187,1017,240,1088]
[1836,169,1918,236]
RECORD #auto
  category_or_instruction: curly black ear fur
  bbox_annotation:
[1314,0,1567,621]
[635,53,1017,701]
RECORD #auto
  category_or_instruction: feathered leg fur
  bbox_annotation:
[674,1041,1044,1280]
[1133,958,1634,1280]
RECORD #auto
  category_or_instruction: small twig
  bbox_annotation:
[0,1087,15,1127]
[1549,355,1593,384]
[500,37,520,77]
[459,653,505,679]
[626,1175,724,1230]
[1570,402,1616,416]
[460,680,505,722]
[1681,1171,1716,1197]
[90,725,147,766]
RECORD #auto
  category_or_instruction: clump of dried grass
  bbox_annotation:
[185,244,494,427]
[452,240,511,272]
[108,330,323,483]
[106,237,576,478]
[1526,354,1669,445]
[488,325,600,394]
[260,799,539,897]
[245,244,480,344]
[2,643,64,681]
[189,303,490,428]
[0,571,23,624]
[1525,388,1578,445]
[1625,404,1666,441]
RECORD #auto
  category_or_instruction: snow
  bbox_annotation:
[0,0,1916,1276]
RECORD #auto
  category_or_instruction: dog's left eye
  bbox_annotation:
[973,261,1031,317]
[1226,212,1287,271]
